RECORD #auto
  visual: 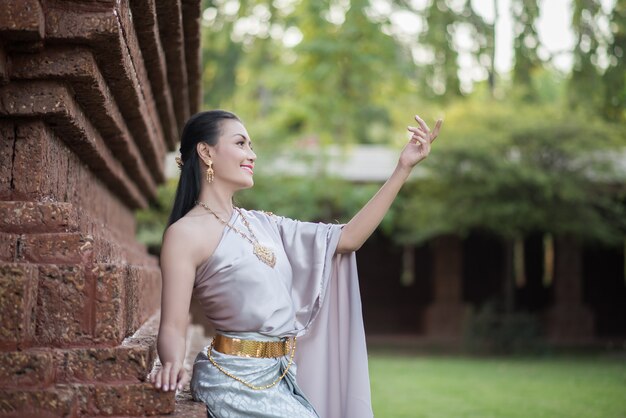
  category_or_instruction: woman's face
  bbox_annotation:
[210,119,257,190]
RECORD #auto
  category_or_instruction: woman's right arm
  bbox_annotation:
[149,224,196,392]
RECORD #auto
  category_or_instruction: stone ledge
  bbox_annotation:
[155,0,190,130]
[4,199,154,263]
[0,0,45,42]
[0,349,55,390]
[0,201,80,234]
[0,261,158,349]
[45,1,170,170]
[0,81,148,209]
[0,46,7,86]
[147,322,210,418]
[10,47,159,199]
[0,386,78,418]
[1,121,142,241]
[181,0,202,116]
[131,0,179,148]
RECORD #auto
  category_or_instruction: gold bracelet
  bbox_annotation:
[206,337,297,390]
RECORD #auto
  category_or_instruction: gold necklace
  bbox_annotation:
[196,201,276,268]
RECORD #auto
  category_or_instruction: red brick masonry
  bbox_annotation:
[0,0,203,416]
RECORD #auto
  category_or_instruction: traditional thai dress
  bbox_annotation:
[190,208,372,418]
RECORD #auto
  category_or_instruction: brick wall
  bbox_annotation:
[0,1,201,416]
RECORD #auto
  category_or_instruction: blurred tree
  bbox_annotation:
[138,0,626,288]
[511,0,541,100]
[602,0,626,121]
[289,0,408,144]
[568,0,606,112]
[388,98,625,311]
[418,0,462,98]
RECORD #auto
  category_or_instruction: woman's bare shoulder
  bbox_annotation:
[162,211,224,267]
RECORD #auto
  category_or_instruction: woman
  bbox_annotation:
[149,110,442,418]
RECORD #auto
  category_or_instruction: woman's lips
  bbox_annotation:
[241,165,254,174]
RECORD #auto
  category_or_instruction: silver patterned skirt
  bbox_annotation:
[190,332,319,418]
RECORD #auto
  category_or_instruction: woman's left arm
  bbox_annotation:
[335,115,443,254]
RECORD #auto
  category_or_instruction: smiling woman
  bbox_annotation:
[149,109,442,418]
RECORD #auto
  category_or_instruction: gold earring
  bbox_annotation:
[206,159,214,183]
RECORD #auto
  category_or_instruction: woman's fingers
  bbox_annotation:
[178,369,190,391]
[431,119,443,142]
[409,116,443,143]
[152,362,187,392]
[160,363,171,390]
[410,134,429,148]
[407,126,428,137]
[169,365,179,392]
[414,115,430,132]
[154,368,162,389]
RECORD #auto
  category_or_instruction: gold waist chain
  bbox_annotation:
[207,334,297,390]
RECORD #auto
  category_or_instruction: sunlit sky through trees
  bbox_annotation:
[203,0,617,94]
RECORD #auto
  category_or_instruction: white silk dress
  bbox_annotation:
[189,209,373,418]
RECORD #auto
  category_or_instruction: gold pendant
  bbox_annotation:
[253,244,276,268]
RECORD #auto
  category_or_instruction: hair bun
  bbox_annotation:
[175,155,184,169]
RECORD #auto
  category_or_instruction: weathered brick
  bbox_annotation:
[130,0,179,147]
[35,264,90,347]
[0,263,37,348]
[116,0,177,151]
[92,264,126,344]
[0,349,55,389]
[56,343,154,384]
[155,389,207,418]
[0,233,18,262]
[45,4,170,176]
[0,82,148,209]
[6,122,136,243]
[10,122,54,201]
[19,233,94,265]
[10,47,159,198]
[125,265,161,334]
[0,120,15,196]
[0,201,79,233]
[0,386,77,418]
[92,382,175,416]
[124,311,159,354]
[0,45,7,85]
[155,0,190,130]
[0,0,45,42]
[182,0,202,115]
[30,122,138,240]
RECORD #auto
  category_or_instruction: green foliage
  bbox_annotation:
[136,1,626,251]
[135,178,179,251]
[237,173,379,223]
[389,98,626,245]
[463,300,545,355]
[603,0,626,121]
[511,0,541,98]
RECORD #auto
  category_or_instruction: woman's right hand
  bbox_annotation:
[149,361,190,392]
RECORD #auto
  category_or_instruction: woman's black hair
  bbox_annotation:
[167,110,241,226]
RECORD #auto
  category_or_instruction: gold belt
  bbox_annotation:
[211,334,296,358]
[207,334,297,390]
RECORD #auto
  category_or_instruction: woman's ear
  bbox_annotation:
[196,142,213,162]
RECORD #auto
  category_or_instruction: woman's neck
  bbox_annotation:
[196,184,235,218]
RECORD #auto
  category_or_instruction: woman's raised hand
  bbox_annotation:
[399,114,443,170]
[149,360,190,392]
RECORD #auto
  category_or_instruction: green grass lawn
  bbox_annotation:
[369,352,626,418]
